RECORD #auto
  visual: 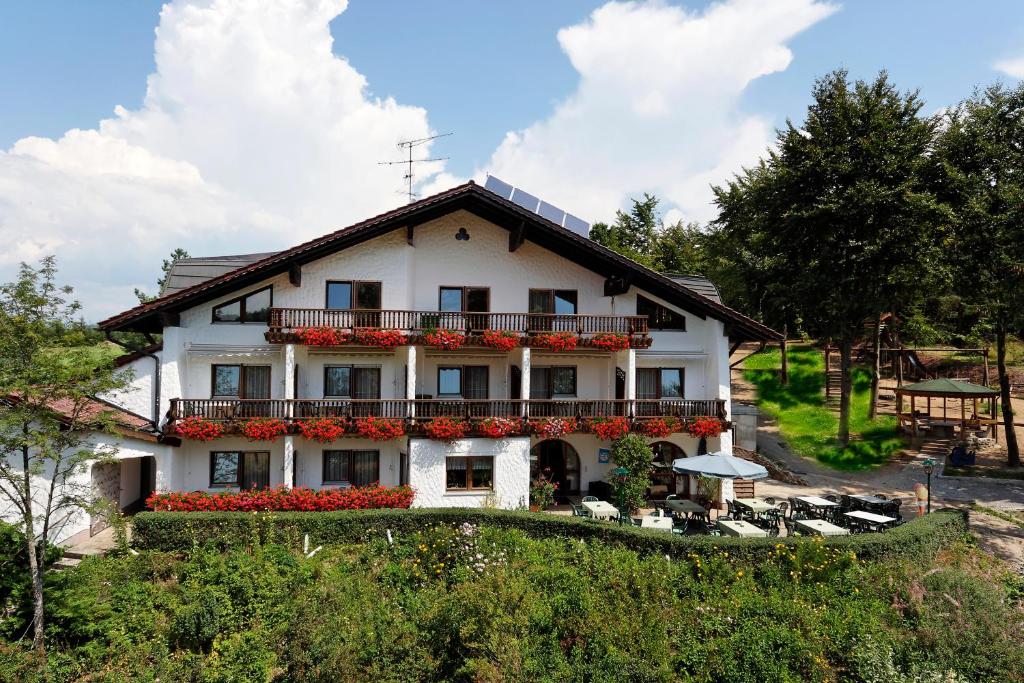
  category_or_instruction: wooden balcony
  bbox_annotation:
[266,308,649,342]
[167,398,726,425]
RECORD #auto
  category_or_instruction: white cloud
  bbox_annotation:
[994,55,1024,79]
[0,0,442,320]
[477,0,837,225]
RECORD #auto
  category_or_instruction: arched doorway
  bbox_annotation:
[650,441,688,497]
[531,440,581,496]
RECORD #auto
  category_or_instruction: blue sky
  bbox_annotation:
[2,0,1021,179]
[0,0,1022,320]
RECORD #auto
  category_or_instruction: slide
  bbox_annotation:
[903,349,931,380]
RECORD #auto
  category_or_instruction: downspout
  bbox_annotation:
[104,331,162,430]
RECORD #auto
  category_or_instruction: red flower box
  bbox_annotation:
[637,416,681,438]
[354,329,407,350]
[423,329,465,350]
[480,329,520,352]
[298,326,348,347]
[423,417,467,442]
[528,417,577,438]
[588,416,630,441]
[531,331,578,353]
[298,417,347,443]
[354,417,406,441]
[590,333,630,352]
[478,417,522,438]
[174,416,225,442]
[686,415,724,439]
[147,484,415,512]
[240,417,289,442]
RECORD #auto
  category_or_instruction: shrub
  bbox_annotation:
[145,485,415,512]
[607,434,654,512]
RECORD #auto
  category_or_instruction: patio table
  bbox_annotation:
[844,510,897,527]
[717,520,768,538]
[851,494,889,507]
[664,499,707,516]
[796,495,838,509]
[795,518,849,537]
[582,500,619,520]
[640,517,674,532]
[733,498,776,515]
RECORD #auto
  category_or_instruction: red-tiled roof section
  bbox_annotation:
[98,181,782,341]
[6,393,157,440]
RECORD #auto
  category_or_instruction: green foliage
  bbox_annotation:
[744,345,901,470]
[134,246,190,304]
[2,511,1017,682]
[131,507,969,565]
[607,433,654,512]
[589,193,661,268]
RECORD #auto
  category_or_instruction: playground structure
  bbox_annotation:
[894,378,1000,441]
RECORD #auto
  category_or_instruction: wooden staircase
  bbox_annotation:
[824,347,842,409]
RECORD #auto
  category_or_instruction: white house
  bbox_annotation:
[64,179,780,537]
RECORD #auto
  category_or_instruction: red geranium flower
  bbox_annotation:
[354,329,407,350]
[423,328,465,350]
[588,416,630,441]
[298,417,347,443]
[147,484,415,512]
[528,417,577,438]
[480,329,520,352]
[298,326,348,347]
[423,417,467,442]
[687,415,724,439]
[590,333,630,352]
[637,416,681,438]
[240,417,289,442]
[174,416,224,442]
[354,417,406,441]
[477,417,522,438]
[531,331,578,353]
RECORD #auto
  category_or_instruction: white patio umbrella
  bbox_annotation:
[671,451,769,480]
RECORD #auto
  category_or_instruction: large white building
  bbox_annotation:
[52,180,780,542]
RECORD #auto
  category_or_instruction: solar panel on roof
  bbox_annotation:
[563,213,589,237]
[510,188,540,212]
[537,200,566,225]
[483,175,514,199]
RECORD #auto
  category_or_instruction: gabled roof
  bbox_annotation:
[161,253,278,296]
[897,378,998,397]
[3,394,160,442]
[99,182,782,341]
[665,274,722,304]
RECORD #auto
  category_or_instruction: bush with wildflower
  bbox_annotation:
[406,522,508,585]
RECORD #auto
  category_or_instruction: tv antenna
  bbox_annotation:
[379,132,452,202]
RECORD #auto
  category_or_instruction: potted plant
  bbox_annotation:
[529,468,558,511]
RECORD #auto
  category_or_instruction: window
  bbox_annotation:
[212,286,272,324]
[529,289,577,315]
[323,366,381,398]
[210,451,270,489]
[445,456,494,491]
[530,366,576,399]
[322,450,380,486]
[637,294,685,331]
[438,286,489,312]
[326,281,381,309]
[437,366,488,398]
[212,365,271,399]
[637,367,685,399]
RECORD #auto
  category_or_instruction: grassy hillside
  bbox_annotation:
[744,345,902,470]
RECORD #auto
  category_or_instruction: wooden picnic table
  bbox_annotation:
[795,518,849,536]
[582,500,619,520]
[640,517,674,532]
[718,520,768,538]
[796,495,838,508]
[664,499,707,516]
[733,498,776,515]
[844,510,896,526]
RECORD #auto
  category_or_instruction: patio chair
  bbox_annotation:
[787,497,801,518]
[703,523,721,536]
[672,518,689,535]
[776,501,789,519]
[582,495,598,503]
[824,494,840,503]
[763,497,776,505]
[874,493,888,500]
[666,494,679,501]
[717,515,734,522]
[886,499,903,522]
[840,495,856,512]
[783,518,800,537]
[571,504,587,517]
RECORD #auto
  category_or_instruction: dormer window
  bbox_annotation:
[212,286,272,324]
[637,294,685,331]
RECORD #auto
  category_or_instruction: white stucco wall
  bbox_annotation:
[408,436,530,509]
[100,352,160,422]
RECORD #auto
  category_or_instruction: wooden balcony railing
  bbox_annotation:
[267,308,649,337]
[168,398,727,424]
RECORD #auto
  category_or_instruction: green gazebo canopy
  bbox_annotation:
[896,378,997,397]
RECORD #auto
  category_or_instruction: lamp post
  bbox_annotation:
[612,466,629,525]
[922,458,935,514]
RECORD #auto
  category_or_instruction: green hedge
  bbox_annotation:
[131,507,969,563]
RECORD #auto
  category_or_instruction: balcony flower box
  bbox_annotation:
[423,417,467,442]
[146,484,415,512]
[173,416,224,442]
[477,417,522,438]
[587,416,630,441]
[354,329,407,350]
[528,417,577,438]
[636,416,681,438]
[298,417,347,443]
[590,333,630,352]
[686,415,724,439]
[354,416,406,441]
[298,326,348,347]
[531,331,578,353]
[423,328,465,351]
[240,417,289,442]
[480,329,520,352]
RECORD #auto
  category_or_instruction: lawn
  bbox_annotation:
[2,518,1021,682]
[743,345,903,470]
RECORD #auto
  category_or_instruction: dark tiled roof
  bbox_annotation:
[98,182,782,341]
[665,274,722,304]
[161,253,279,296]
